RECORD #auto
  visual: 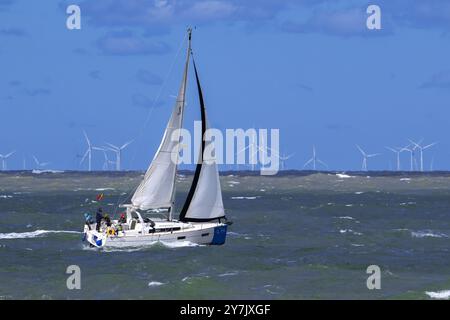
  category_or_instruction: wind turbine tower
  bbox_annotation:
[408,139,437,172]
[385,146,402,171]
[279,153,294,170]
[303,146,328,170]
[0,151,15,171]
[106,140,133,171]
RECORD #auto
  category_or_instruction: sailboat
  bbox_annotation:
[83,29,230,248]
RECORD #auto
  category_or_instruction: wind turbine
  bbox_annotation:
[401,145,415,171]
[32,155,50,170]
[81,131,104,171]
[0,151,15,171]
[261,146,293,171]
[408,139,437,172]
[279,153,295,170]
[105,140,133,171]
[303,146,328,170]
[385,146,402,171]
[97,147,115,171]
[236,134,258,171]
[356,145,380,171]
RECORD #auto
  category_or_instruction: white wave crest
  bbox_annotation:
[218,271,239,277]
[231,196,259,200]
[32,170,64,174]
[425,290,450,299]
[160,240,201,248]
[0,229,81,240]
[339,229,363,236]
[148,281,165,287]
[336,173,353,179]
[411,231,448,239]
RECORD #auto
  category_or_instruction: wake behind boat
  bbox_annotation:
[82,29,231,248]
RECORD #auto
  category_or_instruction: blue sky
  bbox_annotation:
[1,0,450,171]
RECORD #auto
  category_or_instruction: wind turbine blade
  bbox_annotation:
[105,142,119,150]
[303,158,313,168]
[5,150,16,158]
[105,147,118,153]
[385,147,397,153]
[237,145,250,154]
[83,130,91,146]
[408,139,420,148]
[80,149,89,164]
[367,153,381,158]
[41,162,50,167]
[280,153,295,160]
[32,155,39,166]
[317,159,328,168]
[121,140,134,150]
[423,142,437,149]
[356,145,366,156]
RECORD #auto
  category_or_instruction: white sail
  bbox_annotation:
[182,121,225,221]
[131,38,191,210]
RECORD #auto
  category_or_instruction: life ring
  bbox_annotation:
[106,227,115,237]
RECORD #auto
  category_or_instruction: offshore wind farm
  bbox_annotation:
[0,132,442,173]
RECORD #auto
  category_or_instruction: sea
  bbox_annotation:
[1,170,450,300]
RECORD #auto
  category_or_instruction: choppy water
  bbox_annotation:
[1,171,450,299]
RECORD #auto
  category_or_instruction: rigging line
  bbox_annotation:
[111,32,188,217]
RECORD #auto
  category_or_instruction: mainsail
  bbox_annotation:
[178,58,225,222]
[131,32,191,211]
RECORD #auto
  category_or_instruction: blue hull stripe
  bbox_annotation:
[211,225,227,245]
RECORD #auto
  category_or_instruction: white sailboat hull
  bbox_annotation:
[82,220,228,248]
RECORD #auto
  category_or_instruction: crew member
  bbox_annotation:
[96,207,103,231]
[84,213,94,230]
[104,213,112,227]
[118,213,126,224]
